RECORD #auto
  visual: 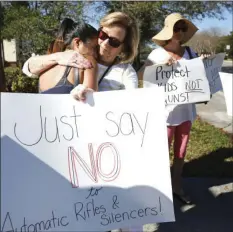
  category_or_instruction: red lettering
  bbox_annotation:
[96,142,121,182]
[68,144,97,188]
[68,143,121,187]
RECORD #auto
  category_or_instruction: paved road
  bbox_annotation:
[143,178,233,232]
[140,61,233,232]
[196,61,233,134]
[131,59,233,232]
[221,60,233,73]
[196,91,232,134]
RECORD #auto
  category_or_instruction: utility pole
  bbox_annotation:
[0,1,6,92]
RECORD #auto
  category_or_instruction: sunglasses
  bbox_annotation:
[98,29,123,48]
[173,25,188,33]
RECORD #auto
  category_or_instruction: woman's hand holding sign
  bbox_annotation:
[70,84,93,102]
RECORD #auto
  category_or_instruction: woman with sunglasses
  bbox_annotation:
[71,11,139,101]
[138,13,200,205]
[23,22,99,94]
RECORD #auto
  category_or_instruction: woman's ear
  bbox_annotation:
[73,38,80,47]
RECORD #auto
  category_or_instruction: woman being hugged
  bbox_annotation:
[23,22,98,94]
[139,13,199,204]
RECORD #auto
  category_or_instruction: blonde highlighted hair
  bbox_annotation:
[100,12,140,64]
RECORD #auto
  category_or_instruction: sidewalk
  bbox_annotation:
[143,88,233,231]
[144,178,233,232]
[196,91,233,134]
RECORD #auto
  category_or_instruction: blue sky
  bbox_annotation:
[192,9,232,35]
[87,5,232,36]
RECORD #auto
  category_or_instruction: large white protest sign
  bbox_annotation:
[203,53,225,94]
[1,88,175,232]
[219,72,233,117]
[143,57,210,105]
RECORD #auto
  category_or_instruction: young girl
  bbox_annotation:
[23,22,98,94]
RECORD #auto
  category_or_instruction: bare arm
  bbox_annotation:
[25,50,93,76]
[28,53,59,75]
[82,56,98,91]
[70,56,98,101]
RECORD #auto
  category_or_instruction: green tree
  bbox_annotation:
[1,1,86,65]
[4,67,38,93]
[216,31,233,58]
[226,32,233,58]
[187,27,226,55]
[0,2,6,91]
[1,1,88,93]
[97,1,232,69]
[100,1,232,46]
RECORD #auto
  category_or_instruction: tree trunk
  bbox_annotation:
[0,39,6,92]
[133,43,141,71]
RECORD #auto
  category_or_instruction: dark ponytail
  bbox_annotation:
[56,18,76,40]
[47,18,76,54]
[64,22,98,46]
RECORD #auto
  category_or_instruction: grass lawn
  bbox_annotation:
[169,117,233,177]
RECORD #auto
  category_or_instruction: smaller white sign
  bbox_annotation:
[226,45,230,50]
[219,72,233,117]
[143,57,210,105]
[203,53,225,94]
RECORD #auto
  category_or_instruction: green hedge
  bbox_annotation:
[4,67,38,93]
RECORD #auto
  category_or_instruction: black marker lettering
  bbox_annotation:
[105,111,119,137]
[28,224,35,231]
[100,214,109,226]
[130,210,137,219]
[119,113,135,136]
[1,212,14,232]
[122,212,130,220]
[185,65,191,77]
[14,105,43,146]
[133,113,149,147]
[44,117,60,143]
[21,217,27,232]
[70,106,81,138]
[155,66,162,80]
[45,220,52,230]
[151,207,158,216]
[34,221,45,231]
[74,202,86,221]
[60,216,69,227]
[60,116,74,141]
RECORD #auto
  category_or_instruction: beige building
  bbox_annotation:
[2,39,18,67]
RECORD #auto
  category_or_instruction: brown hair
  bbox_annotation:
[100,12,140,64]
[47,18,75,54]
[47,39,66,54]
